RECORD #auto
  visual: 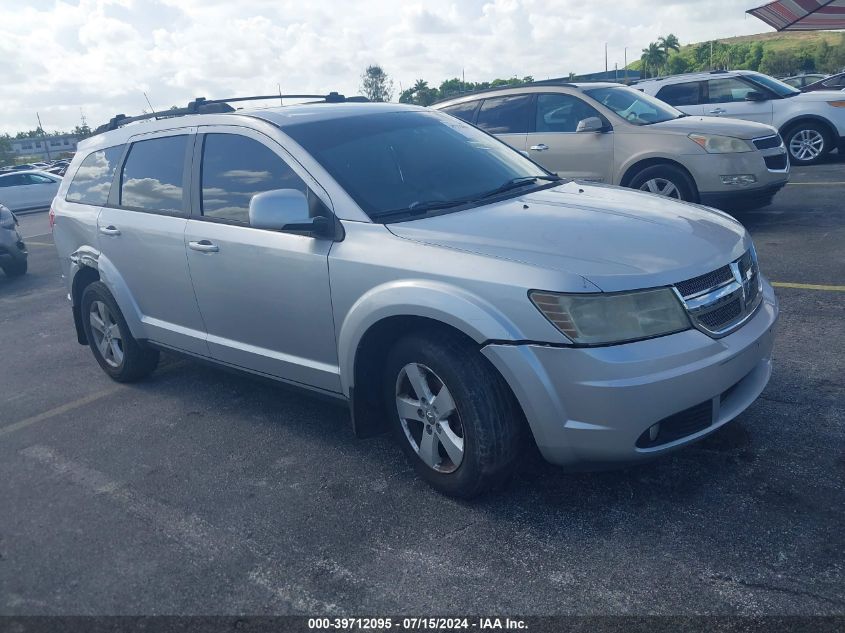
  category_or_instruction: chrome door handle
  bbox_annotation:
[530,144,550,152]
[188,239,219,253]
[99,225,120,236]
[708,108,727,115]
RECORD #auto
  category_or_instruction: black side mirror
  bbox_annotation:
[745,91,767,102]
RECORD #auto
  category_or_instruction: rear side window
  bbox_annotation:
[440,101,480,124]
[120,135,188,215]
[0,174,26,187]
[66,146,124,204]
[475,95,532,134]
[200,134,307,224]
[535,94,602,132]
[656,82,703,107]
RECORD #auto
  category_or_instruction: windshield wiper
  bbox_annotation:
[473,175,562,201]
[372,198,470,221]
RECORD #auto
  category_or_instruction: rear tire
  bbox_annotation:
[383,330,524,498]
[80,281,159,382]
[2,259,27,277]
[783,122,830,165]
[629,164,697,202]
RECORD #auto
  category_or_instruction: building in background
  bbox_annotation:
[9,134,78,161]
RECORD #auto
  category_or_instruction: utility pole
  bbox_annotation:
[710,41,714,70]
[624,47,628,82]
[605,43,608,76]
[615,62,618,82]
[36,112,51,161]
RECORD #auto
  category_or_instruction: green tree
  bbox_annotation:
[666,54,690,75]
[641,42,667,78]
[360,64,394,102]
[0,134,13,164]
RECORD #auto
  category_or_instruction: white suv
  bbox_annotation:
[636,70,845,165]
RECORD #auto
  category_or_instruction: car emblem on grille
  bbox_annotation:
[729,261,747,312]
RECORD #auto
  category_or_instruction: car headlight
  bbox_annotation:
[529,287,691,345]
[689,134,753,153]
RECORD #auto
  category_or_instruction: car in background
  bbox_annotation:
[0,170,62,213]
[801,71,845,92]
[782,73,827,89]
[0,203,27,277]
[434,81,789,209]
[11,164,39,171]
[636,70,845,165]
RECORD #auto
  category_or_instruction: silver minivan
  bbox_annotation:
[52,95,778,497]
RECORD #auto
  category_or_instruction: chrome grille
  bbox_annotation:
[674,248,763,337]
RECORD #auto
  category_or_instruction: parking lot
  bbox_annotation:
[0,159,843,616]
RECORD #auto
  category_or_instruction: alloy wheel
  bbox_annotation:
[395,363,465,473]
[789,129,824,162]
[89,300,124,368]
[639,178,681,199]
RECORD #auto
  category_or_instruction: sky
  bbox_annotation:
[0,0,774,134]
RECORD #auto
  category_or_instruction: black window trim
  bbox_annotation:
[105,130,193,218]
[189,128,339,235]
[440,99,482,125]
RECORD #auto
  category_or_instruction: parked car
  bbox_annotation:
[636,70,845,164]
[53,98,778,497]
[801,71,845,92]
[781,73,828,89]
[0,203,27,277]
[0,170,62,213]
[434,82,789,209]
[11,164,38,171]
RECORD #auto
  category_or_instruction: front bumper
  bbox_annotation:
[0,230,28,265]
[699,180,788,208]
[482,278,778,467]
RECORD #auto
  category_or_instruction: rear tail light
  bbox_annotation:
[49,206,55,230]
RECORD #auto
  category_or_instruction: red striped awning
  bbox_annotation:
[747,0,845,30]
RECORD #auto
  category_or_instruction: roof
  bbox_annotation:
[0,169,60,179]
[249,102,425,128]
[634,69,751,85]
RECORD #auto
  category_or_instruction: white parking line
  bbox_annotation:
[785,182,845,186]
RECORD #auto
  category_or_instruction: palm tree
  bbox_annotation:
[641,43,667,78]
[413,79,429,93]
[658,34,681,75]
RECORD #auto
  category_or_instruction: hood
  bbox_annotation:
[387,181,750,293]
[794,90,845,102]
[649,115,777,139]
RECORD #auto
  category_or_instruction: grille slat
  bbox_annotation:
[753,135,782,150]
[764,154,788,170]
[675,265,733,298]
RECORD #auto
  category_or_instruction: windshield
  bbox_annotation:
[744,72,801,98]
[584,86,683,125]
[282,111,553,221]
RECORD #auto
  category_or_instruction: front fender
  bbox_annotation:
[337,279,528,395]
[91,253,146,340]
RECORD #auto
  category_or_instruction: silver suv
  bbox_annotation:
[435,82,789,208]
[52,95,778,497]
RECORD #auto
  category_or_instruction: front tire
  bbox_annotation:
[80,281,159,382]
[629,164,697,202]
[784,122,830,165]
[2,259,27,277]
[383,331,524,498]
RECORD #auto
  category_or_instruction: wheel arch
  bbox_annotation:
[620,157,700,202]
[338,281,529,438]
[779,115,837,150]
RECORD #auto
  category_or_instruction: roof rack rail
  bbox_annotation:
[430,79,576,105]
[94,92,367,134]
[631,69,731,85]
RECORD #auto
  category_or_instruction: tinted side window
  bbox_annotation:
[120,135,188,214]
[476,95,532,134]
[67,146,124,205]
[201,134,307,224]
[27,174,55,184]
[0,175,26,187]
[440,101,480,123]
[535,94,602,132]
[657,82,702,106]
[707,78,756,103]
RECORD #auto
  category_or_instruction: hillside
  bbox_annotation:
[630,30,845,77]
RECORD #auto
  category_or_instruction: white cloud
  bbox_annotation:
[0,0,770,134]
